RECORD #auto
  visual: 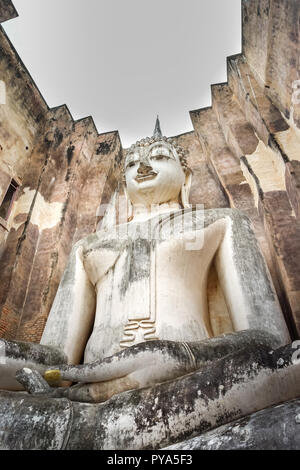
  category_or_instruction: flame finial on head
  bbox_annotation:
[153,115,163,139]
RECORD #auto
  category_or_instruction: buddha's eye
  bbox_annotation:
[151,155,169,161]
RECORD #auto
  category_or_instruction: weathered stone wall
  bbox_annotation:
[0,101,123,342]
[0,0,17,23]
[0,22,48,250]
[0,1,123,341]
[243,0,300,126]
[190,0,300,337]
[0,0,300,342]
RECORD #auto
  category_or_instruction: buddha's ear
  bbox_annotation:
[180,168,193,208]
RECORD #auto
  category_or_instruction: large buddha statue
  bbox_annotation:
[0,119,289,401]
[1,120,299,450]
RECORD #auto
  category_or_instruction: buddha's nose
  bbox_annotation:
[137,161,153,175]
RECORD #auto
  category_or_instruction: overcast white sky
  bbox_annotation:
[4,0,241,147]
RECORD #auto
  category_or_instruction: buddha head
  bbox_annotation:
[124,118,192,210]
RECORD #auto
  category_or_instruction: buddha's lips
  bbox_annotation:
[135,172,158,183]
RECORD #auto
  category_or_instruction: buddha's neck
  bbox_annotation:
[131,200,181,222]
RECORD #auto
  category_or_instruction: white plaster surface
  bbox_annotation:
[242,139,286,207]
[11,188,63,232]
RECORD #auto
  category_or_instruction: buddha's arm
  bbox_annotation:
[214,212,289,344]
[40,242,96,364]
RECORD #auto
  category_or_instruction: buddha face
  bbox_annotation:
[125,141,186,206]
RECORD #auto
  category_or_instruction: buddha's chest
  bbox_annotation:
[83,236,209,352]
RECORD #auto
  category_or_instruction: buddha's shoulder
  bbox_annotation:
[200,208,251,225]
[71,229,122,255]
[158,207,251,229]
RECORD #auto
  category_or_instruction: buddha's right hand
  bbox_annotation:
[43,340,197,402]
